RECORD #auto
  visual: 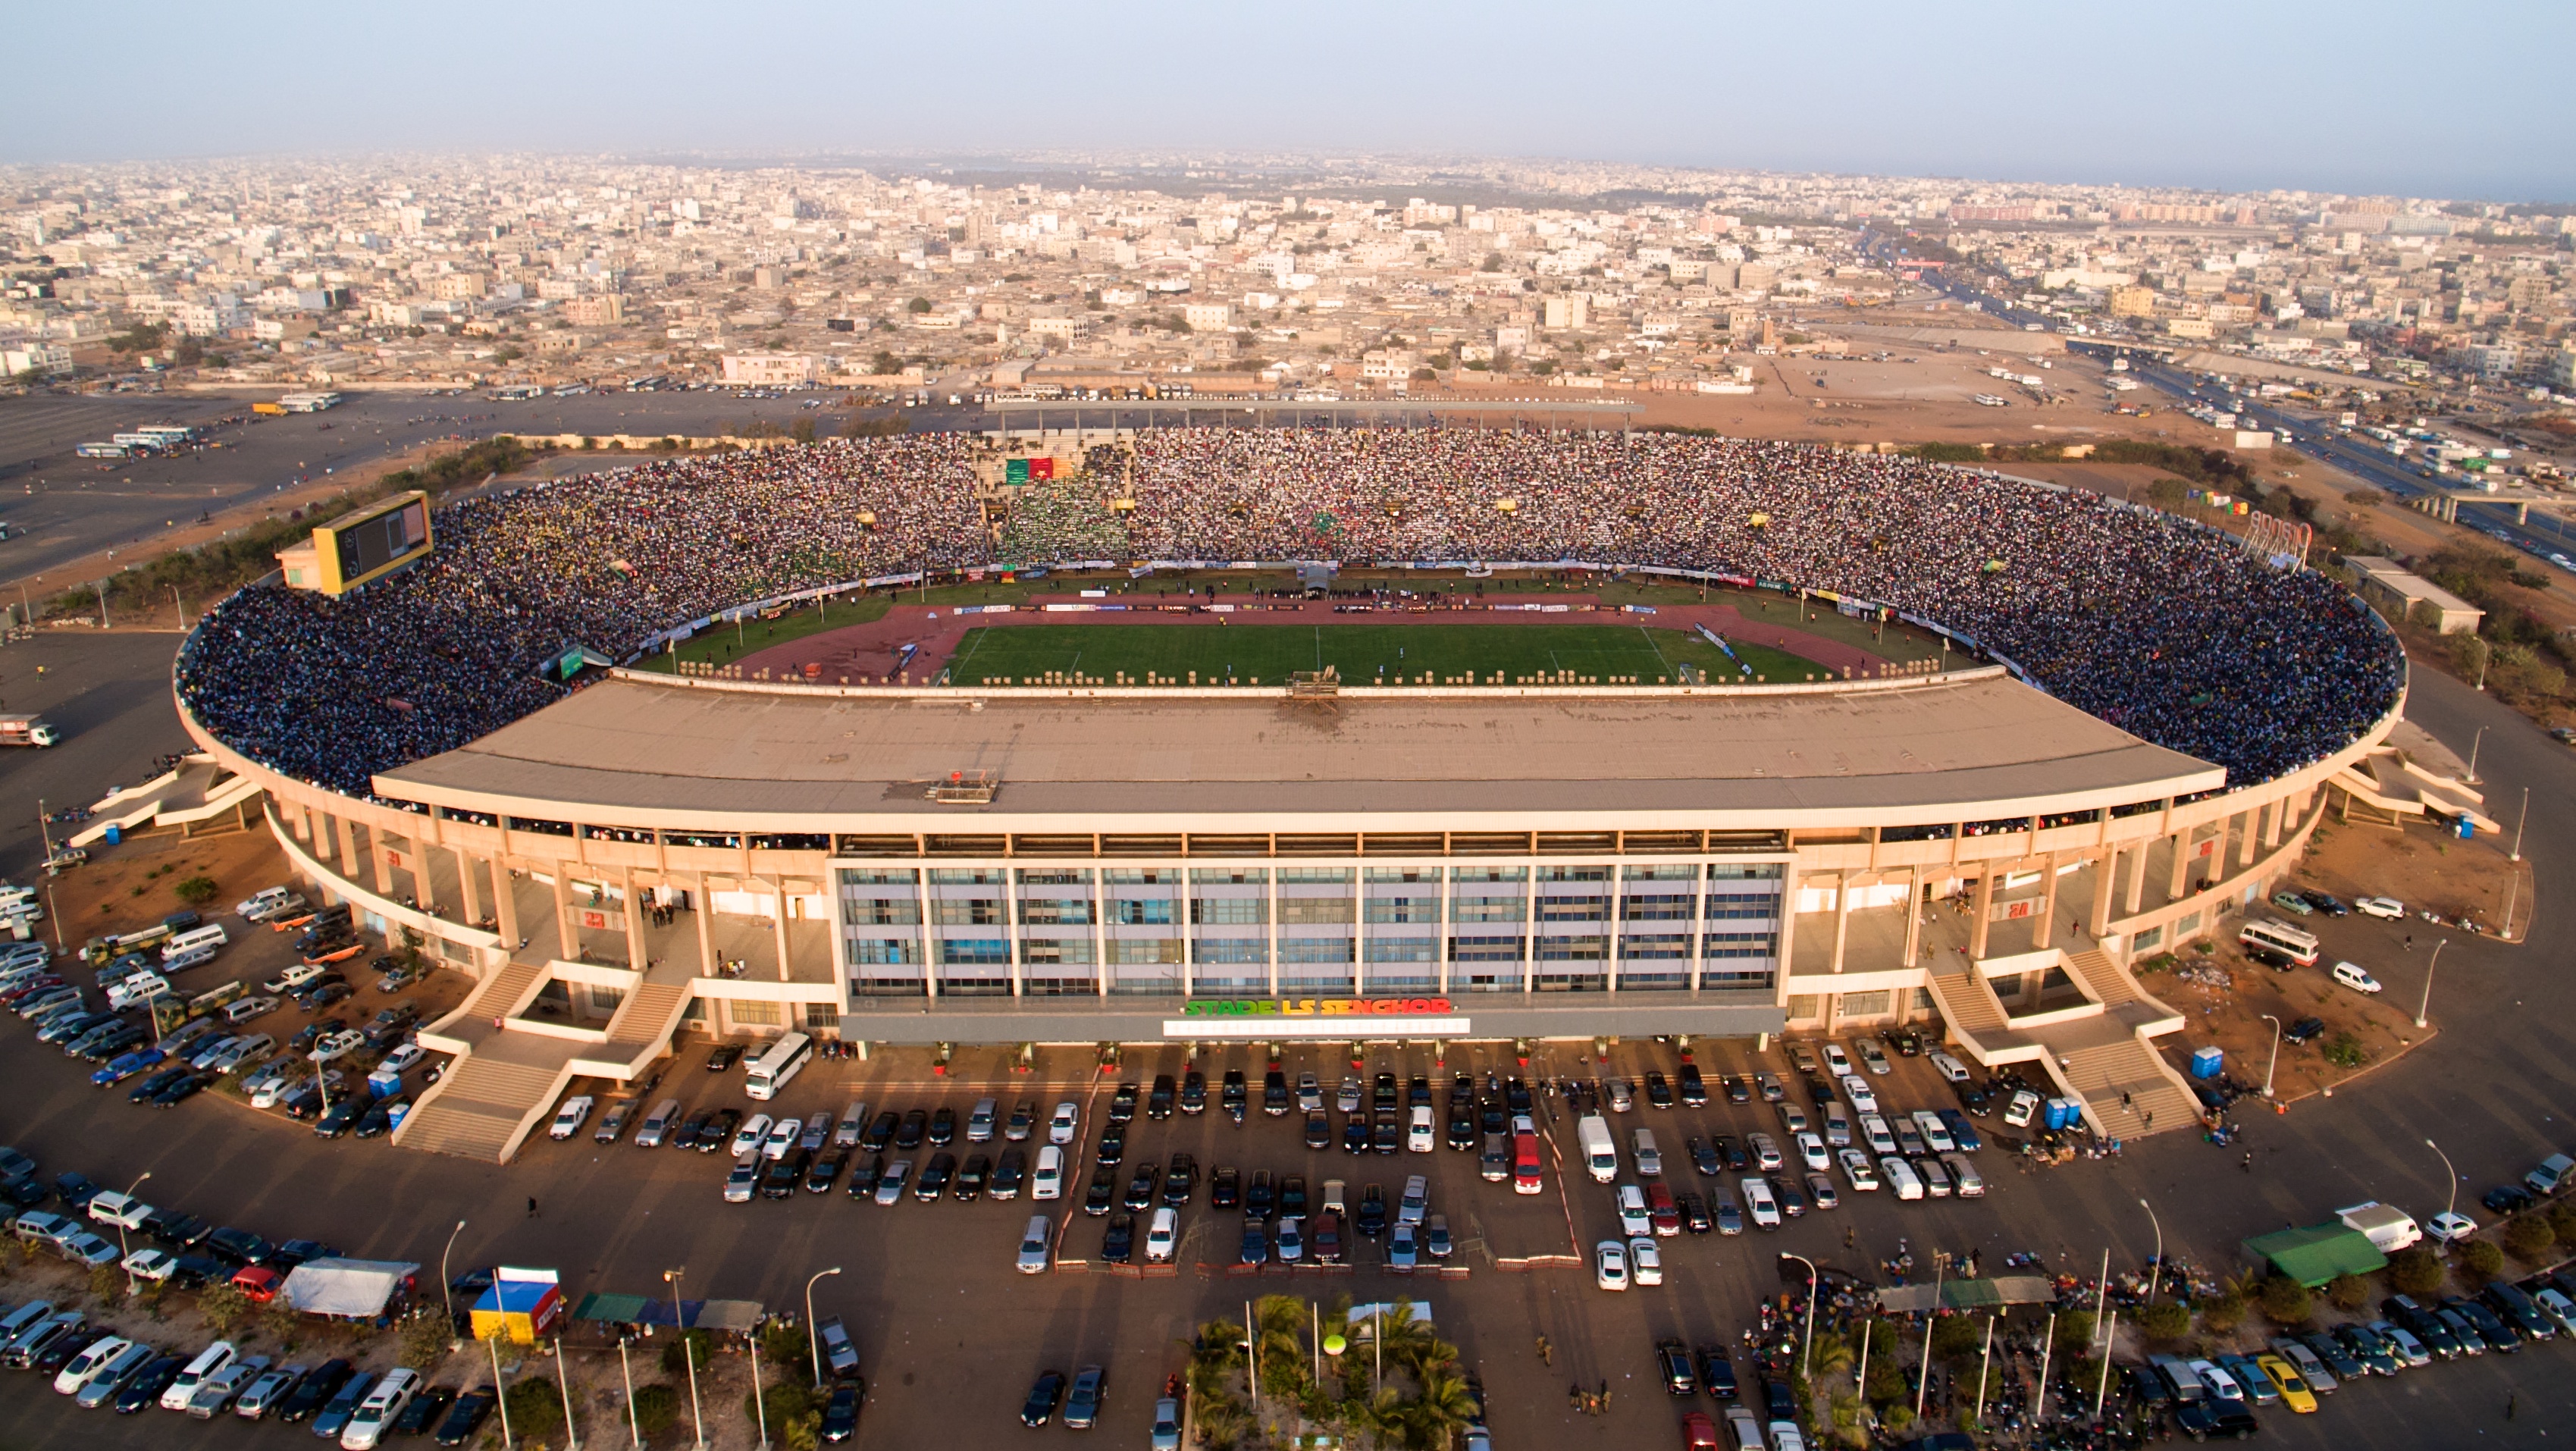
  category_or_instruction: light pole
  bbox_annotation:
[2512,785,2528,863]
[749,1326,769,1451]
[2139,1199,2165,1304]
[2464,726,2486,784]
[2415,939,2446,1030]
[438,1219,468,1337]
[114,1171,151,1290]
[1779,1253,1819,1381]
[619,1337,641,1449]
[2427,1138,2461,1218]
[2259,1015,2282,1099]
[553,1337,581,1450]
[804,1266,843,1384]
[666,1268,704,1451]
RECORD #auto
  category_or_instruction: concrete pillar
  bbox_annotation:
[290,801,312,844]
[2089,851,2117,938]
[552,869,575,961]
[2035,855,2061,948]
[1829,873,1853,974]
[2261,798,2283,848]
[694,872,716,977]
[2124,840,2149,914]
[1901,865,1925,969]
[410,835,435,912]
[2168,830,2194,899]
[370,823,396,896]
[1969,870,1993,960]
[2235,810,2257,870]
[622,865,647,970]
[455,848,482,928]
[494,858,520,949]
[1819,992,1838,1035]
[772,882,792,983]
[1772,865,1797,1005]
[338,814,361,876]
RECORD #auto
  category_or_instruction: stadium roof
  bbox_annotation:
[378,668,2222,830]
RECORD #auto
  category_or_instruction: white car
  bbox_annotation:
[1594,1239,1631,1291]
[2355,896,2405,919]
[340,1365,419,1449]
[1407,1105,1436,1153]
[2331,961,2383,994]
[1144,1206,1179,1264]
[1048,1101,1080,1145]
[1016,1214,1053,1274]
[1399,1174,1430,1227]
[1927,1051,1972,1084]
[1860,1113,1898,1156]
[1033,1145,1064,1200]
[1911,1111,1956,1154]
[308,1029,365,1064]
[1794,1131,1829,1173]
[2428,1211,2480,1244]
[1839,1075,1879,1114]
[1821,1042,1852,1075]
[2003,1089,2041,1128]
[1616,1183,1651,1237]
[730,1113,773,1158]
[1838,1149,1881,1192]
[163,1341,238,1411]
[547,1095,595,1140]
[261,964,323,995]
[53,1333,134,1396]
[722,1154,760,1203]
[1747,1132,1784,1171]
[1741,1175,1781,1229]
[378,1042,429,1076]
[761,1116,801,1161]
[86,1192,152,1232]
[1629,1236,1663,1286]
[122,1247,180,1282]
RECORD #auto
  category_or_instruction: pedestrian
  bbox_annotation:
[2241,1151,2253,1174]
[2508,1390,2518,1421]
[1845,1225,1857,1249]
[2120,1090,2133,1110]
[2405,933,2413,951]
[2143,1108,2154,1130]
[528,1195,539,1218]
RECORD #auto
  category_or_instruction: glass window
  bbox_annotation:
[1622,893,1693,921]
[1619,933,1691,959]
[1277,898,1355,925]
[1363,937,1437,963]
[804,1003,838,1029]
[1536,895,1608,922]
[1110,898,1177,926]
[1838,990,1891,1017]
[1537,865,1610,882]
[939,939,1011,966]
[1364,867,1438,882]
[1363,897,1440,924]
[840,868,919,885]
[2133,925,2164,951]
[1020,938,1097,965]
[1708,863,1785,881]
[1280,939,1355,964]
[1189,868,1269,884]
[1277,867,1354,883]
[1623,863,1698,880]
[845,938,920,965]
[1018,898,1094,926]
[1104,868,1178,884]
[1536,935,1609,961]
[731,1000,780,1026]
[1450,866,1528,882]
[931,898,1007,926]
[1449,935,1525,962]
[1195,939,1268,965]
[1703,892,1779,920]
[1451,895,1526,923]
[928,867,1006,885]
[842,898,920,926]
[1189,898,1266,926]
[1703,932,1778,958]
[1017,868,1091,885]
[1108,938,1182,965]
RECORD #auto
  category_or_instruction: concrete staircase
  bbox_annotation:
[597,982,694,1073]
[1923,968,2015,1062]
[2049,1037,2202,1139]
[393,1052,572,1161]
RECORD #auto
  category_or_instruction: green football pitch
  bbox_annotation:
[942,623,1829,686]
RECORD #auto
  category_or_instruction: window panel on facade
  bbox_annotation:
[932,898,1007,926]
[1362,897,1440,924]
[1190,897,1266,926]
[1621,893,1693,921]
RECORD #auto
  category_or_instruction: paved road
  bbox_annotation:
[0,629,190,882]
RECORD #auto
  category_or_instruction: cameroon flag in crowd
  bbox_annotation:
[1005,458,1057,483]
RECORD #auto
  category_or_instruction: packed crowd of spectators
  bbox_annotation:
[182,428,2401,796]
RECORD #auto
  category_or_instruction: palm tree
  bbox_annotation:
[1807,1329,1857,1380]
[1253,1295,1312,1401]
[1398,1366,1484,1450]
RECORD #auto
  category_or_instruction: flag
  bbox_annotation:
[1029,457,1055,480]
[1005,458,1030,483]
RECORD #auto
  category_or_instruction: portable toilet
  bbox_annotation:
[2189,1046,2224,1080]
[2042,1097,2073,1132]
[367,1066,403,1099]
[102,824,122,846]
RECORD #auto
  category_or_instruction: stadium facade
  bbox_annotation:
[179,653,2395,1161]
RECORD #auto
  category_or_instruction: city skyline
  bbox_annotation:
[10,0,2574,199]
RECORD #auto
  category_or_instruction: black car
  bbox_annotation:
[1125,1161,1160,1211]
[1083,1165,1118,1215]
[1723,1074,1752,1105]
[1108,1081,1140,1123]
[1179,1072,1207,1115]
[0,1174,41,1209]
[145,1207,213,1249]
[1678,1064,1707,1106]
[914,1152,954,1200]
[1407,1075,1431,1109]
[390,1384,457,1436]
[819,1381,863,1443]
[1022,1370,1066,1427]
[2300,889,2351,916]
[1148,1075,1177,1120]
[1715,1135,1750,1172]
[434,1386,499,1446]
[2484,1184,2537,1214]
[859,1111,897,1152]
[1305,1111,1332,1149]
[1342,1117,1371,1155]
[704,1044,741,1071]
[53,1170,101,1211]
[276,1359,353,1421]
[761,1152,809,1199]
[114,1355,186,1414]
[954,1153,990,1202]
[1446,1110,1476,1151]
[1700,1347,1738,1400]
[1371,1116,1400,1155]
[1245,1170,1276,1221]
[274,1239,339,1271]
[698,1108,742,1152]
[1164,1153,1199,1206]
[1095,1124,1127,1167]
[1102,1213,1136,1264]
[1220,1070,1248,1120]
[847,1154,884,1200]
[927,1106,956,1146]
[1372,1073,1398,1111]
[807,1152,846,1193]
[208,1226,276,1265]
[1355,1183,1389,1237]
[1279,1174,1308,1219]
[1262,1070,1290,1115]
[2283,1016,2327,1045]
[166,1252,228,1287]
[1644,1070,1675,1110]
[1209,1167,1241,1209]
[1656,1337,1696,1396]
[1678,1191,1713,1234]
[894,1109,928,1150]
[314,1098,364,1137]
[124,1066,190,1106]
[991,1149,1026,1199]
[356,1100,403,1138]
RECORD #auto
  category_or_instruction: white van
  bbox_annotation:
[1881,1156,1925,1202]
[1033,1145,1064,1200]
[163,1341,238,1410]
[1578,1115,1618,1183]
[161,925,227,962]
[107,973,171,1012]
[340,1365,419,1448]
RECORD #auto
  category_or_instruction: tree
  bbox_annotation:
[745,1380,818,1448]
[2198,1290,2248,1333]
[906,297,932,315]
[198,1281,251,1336]
[89,1263,126,1305]
[2387,1246,2446,1296]
[2052,1311,2096,1354]
[174,875,219,906]
[503,1377,566,1440]
[397,1312,453,1371]
[660,1327,713,1377]
[2505,1214,2558,1261]
[630,1381,680,1437]
[762,1320,814,1385]
[2458,1239,2505,1283]
[2345,489,2385,508]
[2258,1275,2313,1325]
[2548,1199,2576,1245]
[790,416,817,444]
[261,1302,302,1349]
[2326,1273,2371,1312]
[2134,1299,2192,1340]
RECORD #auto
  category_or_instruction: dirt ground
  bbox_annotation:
[39,817,284,951]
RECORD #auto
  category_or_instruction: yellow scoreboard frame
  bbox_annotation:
[312,490,434,596]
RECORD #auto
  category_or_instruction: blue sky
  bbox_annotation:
[14,1,2572,200]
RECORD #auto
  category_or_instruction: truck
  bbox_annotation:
[0,714,61,747]
[2334,1201,2423,1253]
[1578,1114,1618,1183]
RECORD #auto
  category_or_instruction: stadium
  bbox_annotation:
[171,427,2408,1160]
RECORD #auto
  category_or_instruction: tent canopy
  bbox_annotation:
[280,1258,420,1319]
[2243,1224,2387,1287]
[1872,1276,2056,1314]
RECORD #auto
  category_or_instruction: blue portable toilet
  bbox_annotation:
[102,824,121,846]
[2189,1045,2224,1080]
[2456,816,2475,840]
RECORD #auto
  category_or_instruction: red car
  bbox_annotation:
[230,1266,284,1302]
[1647,1181,1681,1237]
[1681,1410,1719,1449]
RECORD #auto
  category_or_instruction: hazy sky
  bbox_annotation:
[14,1,2572,200]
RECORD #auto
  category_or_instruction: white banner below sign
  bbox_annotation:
[1167,1017,1471,1039]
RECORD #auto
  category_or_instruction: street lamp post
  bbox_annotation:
[2427,1138,2461,1218]
[2415,939,2446,1030]
[2259,1015,2282,1099]
[1779,1253,1819,1381]
[438,1219,469,1338]
[804,1266,843,1384]
[2464,726,2486,784]
[666,1269,704,1451]
[2139,1199,2165,1304]
[2512,785,2528,863]
[749,1327,769,1451]
[114,1171,152,1290]
[553,1337,581,1450]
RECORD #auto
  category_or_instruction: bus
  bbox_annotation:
[744,1031,815,1102]
[2238,919,2321,968]
[76,441,133,459]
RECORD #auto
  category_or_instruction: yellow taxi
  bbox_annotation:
[2253,1353,2318,1414]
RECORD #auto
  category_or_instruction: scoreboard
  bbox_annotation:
[290,490,434,596]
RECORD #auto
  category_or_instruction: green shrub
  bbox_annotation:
[2135,1300,2192,1340]
[2326,1273,2370,1312]
[503,1377,565,1440]
[2258,1276,2313,1325]
[2505,1214,2558,1261]
[630,1383,680,1437]
[660,1327,713,1377]
[2387,1247,2445,1296]
[2198,1292,2247,1333]
[2458,1239,2505,1283]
